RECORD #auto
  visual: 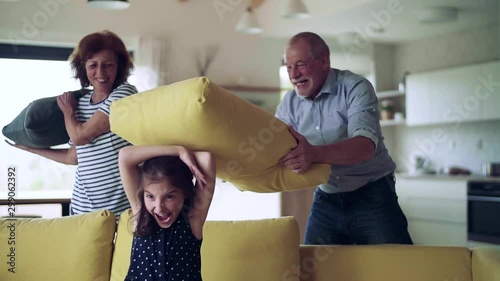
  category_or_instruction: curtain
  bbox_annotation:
[134,36,170,92]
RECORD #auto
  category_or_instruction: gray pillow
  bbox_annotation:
[2,89,89,148]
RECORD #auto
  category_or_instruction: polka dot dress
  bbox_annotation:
[125,212,202,281]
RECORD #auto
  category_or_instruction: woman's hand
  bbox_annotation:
[5,139,77,165]
[5,139,31,152]
[57,92,77,115]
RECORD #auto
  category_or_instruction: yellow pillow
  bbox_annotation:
[0,210,116,281]
[110,208,134,281]
[110,77,330,192]
[201,217,300,281]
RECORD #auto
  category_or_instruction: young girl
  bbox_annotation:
[118,145,215,281]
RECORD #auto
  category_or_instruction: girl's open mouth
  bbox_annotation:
[155,212,172,225]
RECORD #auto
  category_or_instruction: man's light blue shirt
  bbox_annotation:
[276,68,396,193]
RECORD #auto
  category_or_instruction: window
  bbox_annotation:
[0,44,135,197]
[279,65,293,99]
[0,44,80,196]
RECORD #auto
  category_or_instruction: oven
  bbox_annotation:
[467,180,500,245]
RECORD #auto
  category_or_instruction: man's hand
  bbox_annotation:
[278,126,315,174]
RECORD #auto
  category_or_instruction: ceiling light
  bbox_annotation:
[235,7,262,34]
[416,7,458,24]
[87,0,130,10]
[283,0,310,19]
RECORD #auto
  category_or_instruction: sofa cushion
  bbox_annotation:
[110,208,134,281]
[0,210,116,281]
[2,89,88,148]
[298,245,472,281]
[109,76,330,193]
[201,217,300,281]
[111,209,300,281]
[472,246,500,281]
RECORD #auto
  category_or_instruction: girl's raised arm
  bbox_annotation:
[188,151,216,240]
[118,145,203,215]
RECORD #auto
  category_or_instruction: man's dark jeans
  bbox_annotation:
[304,173,414,245]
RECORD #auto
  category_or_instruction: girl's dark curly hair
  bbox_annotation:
[133,156,196,237]
[69,30,134,90]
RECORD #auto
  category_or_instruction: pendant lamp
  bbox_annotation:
[87,0,130,10]
[235,7,263,34]
[283,0,310,19]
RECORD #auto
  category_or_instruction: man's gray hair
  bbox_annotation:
[288,32,330,59]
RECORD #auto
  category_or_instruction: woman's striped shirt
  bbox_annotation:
[70,83,137,217]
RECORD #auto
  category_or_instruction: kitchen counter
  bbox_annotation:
[396,172,500,182]
[0,189,72,217]
[395,172,499,247]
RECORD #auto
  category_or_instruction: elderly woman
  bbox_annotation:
[9,30,138,217]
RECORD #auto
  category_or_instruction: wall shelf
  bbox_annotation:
[377,89,406,126]
[220,85,282,93]
[220,85,283,113]
[377,90,405,99]
[380,118,406,127]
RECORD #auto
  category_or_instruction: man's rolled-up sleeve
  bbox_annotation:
[346,79,380,148]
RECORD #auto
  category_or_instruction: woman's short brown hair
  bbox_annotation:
[69,30,134,89]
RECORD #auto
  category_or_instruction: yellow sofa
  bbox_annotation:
[1,209,499,281]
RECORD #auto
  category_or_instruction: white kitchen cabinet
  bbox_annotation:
[406,60,500,126]
[406,74,431,125]
[396,176,467,246]
[478,61,500,121]
[406,63,482,125]
[379,119,406,126]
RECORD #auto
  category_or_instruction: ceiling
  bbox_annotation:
[0,0,498,45]
[259,0,499,42]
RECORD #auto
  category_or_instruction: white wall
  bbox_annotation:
[373,43,396,91]
[394,24,500,83]
[392,24,500,175]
